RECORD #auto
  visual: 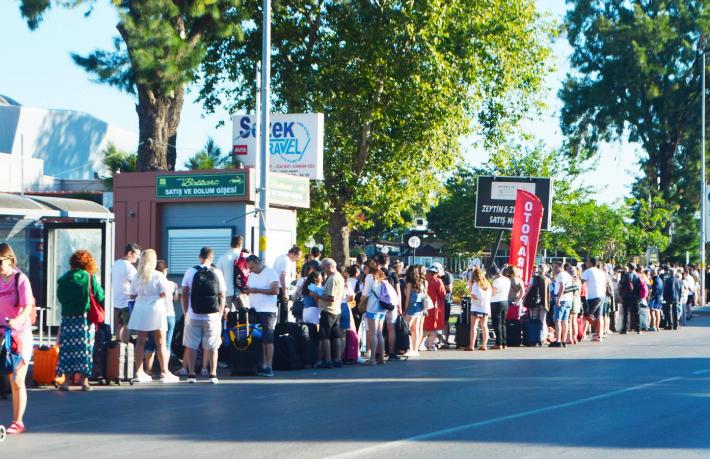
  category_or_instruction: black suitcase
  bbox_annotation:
[455,297,471,348]
[394,316,411,354]
[230,308,261,375]
[91,323,112,381]
[273,334,303,371]
[506,320,523,347]
[299,323,319,367]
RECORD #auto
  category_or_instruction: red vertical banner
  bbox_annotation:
[508,189,544,284]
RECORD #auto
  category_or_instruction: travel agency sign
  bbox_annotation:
[232,113,324,180]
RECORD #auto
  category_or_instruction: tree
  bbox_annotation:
[560,1,710,260]
[184,138,229,170]
[198,0,552,265]
[19,0,243,171]
[101,142,137,188]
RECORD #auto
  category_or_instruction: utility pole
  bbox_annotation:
[700,35,707,305]
[258,0,271,260]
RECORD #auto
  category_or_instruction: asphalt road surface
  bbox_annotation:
[3,309,710,458]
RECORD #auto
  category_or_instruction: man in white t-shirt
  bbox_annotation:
[244,255,280,377]
[111,243,141,343]
[216,235,245,313]
[580,257,608,341]
[551,262,573,348]
[181,247,226,384]
[272,245,302,324]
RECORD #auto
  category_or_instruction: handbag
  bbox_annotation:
[371,285,395,311]
[87,273,105,325]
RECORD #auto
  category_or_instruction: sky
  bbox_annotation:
[0,0,639,204]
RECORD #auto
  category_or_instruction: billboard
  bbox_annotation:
[232,113,324,180]
[475,176,553,230]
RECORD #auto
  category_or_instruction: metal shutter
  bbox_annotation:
[167,228,232,275]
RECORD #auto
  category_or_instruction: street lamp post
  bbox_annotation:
[701,35,707,305]
[258,0,271,260]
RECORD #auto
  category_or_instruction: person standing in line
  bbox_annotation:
[648,268,664,332]
[0,243,35,434]
[127,250,179,383]
[272,245,302,324]
[402,264,427,357]
[144,260,178,374]
[244,255,280,377]
[440,268,455,348]
[488,265,511,350]
[359,261,387,365]
[181,247,226,384]
[314,259,346,368]
[57,250,104,391]
[550,262,573,348]
[467,267,491,351]
[216,235,245,315]
[302,271,323,325]
[580,258,608,342]
[423,264,446,351]
[619,263,642,334]
[111,243,141,343]
[567,266,582,345]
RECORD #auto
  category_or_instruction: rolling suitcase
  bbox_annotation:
[105,341,135,385]
[273,334,303,371]
[455,297,471,348]
[523,308,544,347]
[639,305,650,331]
[394,316,411,354]
[342,328,359,363]
[230,308,261,375]
[91,323,112,381]
[505,320,523,347]
[32,307,60,387]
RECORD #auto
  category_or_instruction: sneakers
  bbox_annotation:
[333,360,344,368]
[209,375,219,384]
[176,367,188,376]
[6,421,25,434]
[186,374,197,384]
[314,361,333,369]
[200,368,209,377]
[388,354,402,361]
[548,342,562,348]
[160,373,180,383]
[257,367,274,377]
[132,372,153,383]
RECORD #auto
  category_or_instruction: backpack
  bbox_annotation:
[619,273,634,297]
[191,266,221,314]
[523,276,542,308]
[639,279,649,299]
[233,255,249,291]
[373,281,398,311]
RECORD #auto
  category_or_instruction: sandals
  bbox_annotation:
[6,421,26,434]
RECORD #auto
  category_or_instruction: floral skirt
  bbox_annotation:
[57,315,94,377]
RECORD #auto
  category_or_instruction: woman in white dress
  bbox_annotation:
[127,249,178,383]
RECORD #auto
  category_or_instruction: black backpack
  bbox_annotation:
[191,265,221,314]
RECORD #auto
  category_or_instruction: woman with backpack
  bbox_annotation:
[358,261,387,365]
[127,249,179,383]
[56,249,105,392]
[0,243,35,434]
[403,264,427,356]
[467,267,491,351]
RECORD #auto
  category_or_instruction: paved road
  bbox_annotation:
[3,309,710,458]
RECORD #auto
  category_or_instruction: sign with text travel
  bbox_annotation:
[508,190,544,283]
[475,176,552,230]
[156,173,247,199]
[232,113,324,180]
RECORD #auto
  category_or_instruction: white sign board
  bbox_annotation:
[408,236,421,248]
[232,113,324,180]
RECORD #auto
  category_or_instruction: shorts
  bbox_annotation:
[365,311,386,321]
[183,317,221,350]
[649,298,663,310]
[553,301,572,322]
[319,311,344,340]
[255,312,277,344]
[405,302,424,317]
[471,311,488,318]
[584,297,603,319]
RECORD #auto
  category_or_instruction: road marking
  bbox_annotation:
[326,375,683,459]
[692,369,710,375]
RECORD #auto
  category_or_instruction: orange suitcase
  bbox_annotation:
[32,345,59,386]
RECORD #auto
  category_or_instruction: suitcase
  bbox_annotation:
[394,316,411,354]
[639,305,650,331]
[523,309,544,347]
[105,341,135,385]
[505,320,522,347]
[230,308,261,375]
[32,307,61,386]
[455,297,471,349]
[299,323,319,367]
[577,315,586,341]
[92,323,112,381]
[273,334,303,371]
[342,328,359,363]
[505,304,525,321]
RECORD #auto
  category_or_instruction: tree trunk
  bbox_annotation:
[328,204,350,266]
[135,86,185,171]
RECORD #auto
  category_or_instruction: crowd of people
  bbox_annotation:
[0,235,706,436]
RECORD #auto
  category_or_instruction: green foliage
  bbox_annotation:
[183,138,230,170]
[452,279,469,302]
[101,142,137,189]
[561,0,710,262]
[198,0,552,260]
